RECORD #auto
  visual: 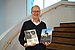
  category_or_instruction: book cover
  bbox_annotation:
[40,28,52,44]
[24,29,39,45]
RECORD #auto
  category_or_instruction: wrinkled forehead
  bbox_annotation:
[32,7,40,11]
[32,6,40,11]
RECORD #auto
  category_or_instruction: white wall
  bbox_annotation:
[0,17,31,50]
[41,1,75,28]
[5,0,26,29]
[0,0,27,36]
[0,0,6,35]
[0,0,27,50]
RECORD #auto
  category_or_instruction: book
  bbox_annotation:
[24,29,39,45]
[40,28,52,44]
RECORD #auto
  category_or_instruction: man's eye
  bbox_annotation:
[32,11,40,12]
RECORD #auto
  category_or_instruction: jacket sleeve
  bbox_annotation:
[43,21,47,29]
[18,22,27,47]
[44,23,47,29]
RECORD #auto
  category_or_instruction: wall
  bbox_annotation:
[41,1,75,29]
[0,17,31,50]
[0,0,6,35]
[0,0,27,50]
[0,0,26,36]
[5,0,26,29]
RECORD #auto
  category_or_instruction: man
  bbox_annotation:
[19,5,50,50]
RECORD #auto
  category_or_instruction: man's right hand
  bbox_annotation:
[24,43,36,47]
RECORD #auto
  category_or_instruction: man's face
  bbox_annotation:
[31,7,40,19]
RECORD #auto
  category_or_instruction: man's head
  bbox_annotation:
[31,5,40,19]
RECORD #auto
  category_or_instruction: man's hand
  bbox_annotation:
[43,42,50,46]
[24,43,36,47]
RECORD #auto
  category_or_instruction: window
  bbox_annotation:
[68,0,75,2]
[27,0,34,16]
[44,0,61,8]
[33,0,43,9]
[33,0,61,9]
[27,0,61,16]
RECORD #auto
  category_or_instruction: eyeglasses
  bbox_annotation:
[32,11,40,12]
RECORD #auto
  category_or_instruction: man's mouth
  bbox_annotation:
[34,14,38,16]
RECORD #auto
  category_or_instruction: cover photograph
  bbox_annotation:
[40,28,52,44]
[24,29,39,45]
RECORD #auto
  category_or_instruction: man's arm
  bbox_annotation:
[19,22,27,46]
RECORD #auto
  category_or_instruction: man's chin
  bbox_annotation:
[33,17,39,19]
[34,16,39,17]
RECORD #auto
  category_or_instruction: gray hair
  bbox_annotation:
[31,5,40,13]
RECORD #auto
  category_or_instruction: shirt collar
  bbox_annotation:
[31,17,41,25]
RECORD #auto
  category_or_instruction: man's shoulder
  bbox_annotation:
[24,20,31,24]
[41,21,46,25]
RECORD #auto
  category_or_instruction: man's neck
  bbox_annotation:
[33,18,40,23]
[31,18,41,26]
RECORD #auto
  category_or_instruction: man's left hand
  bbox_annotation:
[43,42,50,46]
